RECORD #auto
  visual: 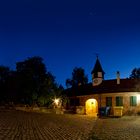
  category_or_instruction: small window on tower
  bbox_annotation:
[98,72,102,78]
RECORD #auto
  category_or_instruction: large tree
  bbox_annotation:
[15,56,64,106]
[37,72,57,106]
[16,56,47,104]
[0,56,65,106]
[66,67,88,88]
[0,66,11,102]
[129,68,140,79]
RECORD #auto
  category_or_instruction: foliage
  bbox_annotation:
[129,68,140,79]
[37,72,58,106]
[16,56,47,104]
[0,66,11,102]
[66,67,88,88]
[0,56,65,107]
[0,66,10,83]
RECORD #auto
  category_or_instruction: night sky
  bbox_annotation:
[0,0,140,88]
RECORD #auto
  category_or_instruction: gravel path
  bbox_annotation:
[0,110,96,140]
[88,116,140,140]
[1,110,140,140]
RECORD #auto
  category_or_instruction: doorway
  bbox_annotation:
[85,99,98,116]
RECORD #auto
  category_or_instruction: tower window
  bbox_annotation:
[98,72,102,78]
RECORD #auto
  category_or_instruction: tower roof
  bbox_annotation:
[91,57,105,74]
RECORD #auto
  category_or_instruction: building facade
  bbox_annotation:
[66,58,140,117]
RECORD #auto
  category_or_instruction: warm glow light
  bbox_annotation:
[86,99,96,109]
[137,94,140,103]
[54,98,60,106]
[85,99,98,116]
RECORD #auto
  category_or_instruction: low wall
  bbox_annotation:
[15,107,64,114]
[76,106,85,115]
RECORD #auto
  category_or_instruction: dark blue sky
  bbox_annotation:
[0,0,140,87]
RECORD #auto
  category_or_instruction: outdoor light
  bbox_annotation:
[137,94,140,103]
[54,98,60,106]
[91,102,94,104]
[53,97,62,109]
[85,99,98,116]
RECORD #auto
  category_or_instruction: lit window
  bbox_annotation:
[130,96,137,106]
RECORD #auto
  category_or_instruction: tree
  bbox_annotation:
[37,72,57,106]
[16,56,47,104]
[0,66,10,83]
[66,67,88,88]
[129,68,140,79]
[0,56,65,107]
[16,56,64,107]
[0,66,11,103]
[5,70,19,102]
[38,72,65,107]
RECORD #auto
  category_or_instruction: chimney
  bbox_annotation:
[116,71,120,84]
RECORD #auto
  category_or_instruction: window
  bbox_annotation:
[130,96,137,106]
[116,96,123,106]
[106,97,112,106]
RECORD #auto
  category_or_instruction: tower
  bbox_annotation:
[91,56,105,86]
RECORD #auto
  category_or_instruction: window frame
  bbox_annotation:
[130,96,137,106]
[106,97,112,107]
[116,96,123,106]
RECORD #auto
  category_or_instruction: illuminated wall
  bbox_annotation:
[76,92,140,115]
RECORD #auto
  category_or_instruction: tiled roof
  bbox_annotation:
[65,79,140,97]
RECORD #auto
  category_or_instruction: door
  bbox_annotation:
[85,99,98,116]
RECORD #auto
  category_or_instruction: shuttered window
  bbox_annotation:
[106,97,112,106]
[130,96,137,106]
[116,96,123,106]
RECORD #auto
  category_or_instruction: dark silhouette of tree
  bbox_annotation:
[16,56,47,104]
[5,70,18,102]
[15,56,64,106]
[37,72,57,106]
[0,66,18,105]
[0,56,65,107]
[38,72,65,107]
[66,79,72,88]
[66,67,88,88]
[0,66,11,103]
[0,66,10,83]
[129,68,140,79]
